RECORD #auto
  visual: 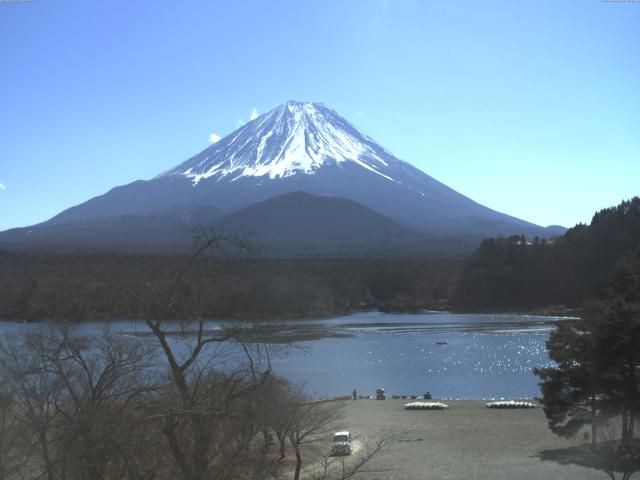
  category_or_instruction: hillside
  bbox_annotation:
[452,197,640,311]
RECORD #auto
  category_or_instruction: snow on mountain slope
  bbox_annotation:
[159,101,401,184]
[26,100,561,244]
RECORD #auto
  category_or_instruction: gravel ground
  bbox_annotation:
[322,399,607,480]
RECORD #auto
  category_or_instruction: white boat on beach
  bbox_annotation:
[404,401,449,410]
[485,400,537,409]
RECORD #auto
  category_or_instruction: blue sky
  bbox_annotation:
[0,0,638,231]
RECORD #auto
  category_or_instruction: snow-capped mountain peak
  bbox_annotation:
[24,101,557,247]
[160,101,399,184]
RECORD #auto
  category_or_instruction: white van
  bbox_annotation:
[331,431,352,455]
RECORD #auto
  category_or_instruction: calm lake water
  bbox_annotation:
[0,312,568,399]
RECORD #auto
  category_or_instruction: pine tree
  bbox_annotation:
[535,251,640,447]
[534,318,605,446]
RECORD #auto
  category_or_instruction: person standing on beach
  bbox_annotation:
[352,388,357,400]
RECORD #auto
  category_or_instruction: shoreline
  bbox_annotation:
[0,311,569,347]
[318,395,541,402]
[0,306,579,324]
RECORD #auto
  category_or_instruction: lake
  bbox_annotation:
[0,311,568,399]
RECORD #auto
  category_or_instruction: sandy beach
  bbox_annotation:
[317,399,607,480]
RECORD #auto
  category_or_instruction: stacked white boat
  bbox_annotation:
[404,401,449,410]
[485,400,537,409]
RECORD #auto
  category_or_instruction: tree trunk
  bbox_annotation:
[591,396,598,449]
[279,438,286,459]
[38,428,55,480]
[293,445,302,480]
[622,409,629,444]
[163,415,193,480]
[191,417,211,480]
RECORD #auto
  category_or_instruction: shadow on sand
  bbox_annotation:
[533,445,601,471]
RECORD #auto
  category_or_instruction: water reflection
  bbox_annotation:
[245,312,568,399]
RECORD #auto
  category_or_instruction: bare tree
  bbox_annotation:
[0,331,65,480]
[0,326,158,480]
[34,327,156,479]
[123,232,279,480]
[256,374,292,460]
[0,232,398,480]
[285,390,343,480]
[338,432,397,480]
[310,430,400,480]
[0,390,24,480]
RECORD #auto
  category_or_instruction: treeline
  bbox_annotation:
[4,197,639,320]
[453,197,640,311]
[0,251,460,321]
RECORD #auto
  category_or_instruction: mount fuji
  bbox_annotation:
[0,101,564,255]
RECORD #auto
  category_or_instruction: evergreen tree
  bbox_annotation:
[454,196,640,311]
[535,251,640,447]
[534,318,605,446]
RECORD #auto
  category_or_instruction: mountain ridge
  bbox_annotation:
[0,192,481,257]
[0,101,565,254]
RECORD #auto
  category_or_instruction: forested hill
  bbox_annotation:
[452,197,640,311]
[0,254,459,321]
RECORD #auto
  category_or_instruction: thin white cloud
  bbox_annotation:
[0,182,5,191]
[209,133,221,143]
[234,108,258,129]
